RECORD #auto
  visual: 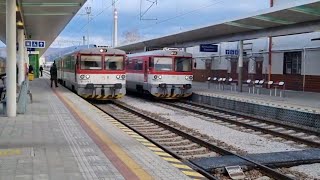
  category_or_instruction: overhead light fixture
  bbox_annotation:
[16,21,23,26]
[22,2,81,7]
[24,12,75,16]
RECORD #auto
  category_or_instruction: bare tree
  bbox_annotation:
[121,29,142,45]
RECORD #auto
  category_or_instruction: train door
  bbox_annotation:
[74,55,78,83]
[61,58,64,80]
[144,59,148,82]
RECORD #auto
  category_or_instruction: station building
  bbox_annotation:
[190,0,320,92]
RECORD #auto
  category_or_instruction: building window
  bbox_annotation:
[283,51,301,75]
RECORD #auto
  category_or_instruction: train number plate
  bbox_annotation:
[225,165,246,180]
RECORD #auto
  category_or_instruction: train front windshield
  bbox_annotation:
[105,56,124,70]
[175,57,192,72]
[80,55,102,70]
[152,57,173,71]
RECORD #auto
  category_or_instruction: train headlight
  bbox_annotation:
[80,74,85,80]
[116,75,121,79]
[185,75,193,81]
[153,75,162,80]
[85,75,90,79]
[121,75,126,79]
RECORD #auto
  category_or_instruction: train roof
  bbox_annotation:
[77,48,126,55]
[127,50,192,58]
[56,48,126,60]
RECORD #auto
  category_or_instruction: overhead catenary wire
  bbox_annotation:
[55,0,119,46]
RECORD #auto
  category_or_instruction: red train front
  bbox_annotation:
[56,48,126,99]
[126,49,193,99]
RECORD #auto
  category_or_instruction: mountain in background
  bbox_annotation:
[0,44,95,61]
[43,45,95,62]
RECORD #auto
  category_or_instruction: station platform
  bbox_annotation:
[0,78,204,180]
[192,82,320,129]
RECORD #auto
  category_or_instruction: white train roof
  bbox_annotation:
[127,50,192,58]
[77,48,126,55]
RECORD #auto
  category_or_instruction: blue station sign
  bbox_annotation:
[226,49,239,55]
[25,40,46,48]
[200,44,218,52]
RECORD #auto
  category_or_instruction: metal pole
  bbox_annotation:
[6,0,16,117]
[85,7,91,48]
[238,40,243,92]
[268,37,272,87]
[113,0,118,47]
[303,47,306,92]
[87,12,90,48]
[18,29,25,86]
[268,0,273,87]
[114,8,118,47]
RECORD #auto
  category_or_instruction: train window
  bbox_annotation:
[175,57,192,72]
[105,56,124,70]
[134,60,143,71]
[149,57,153,70]
[152,57,173,71]
[80,55,102,70]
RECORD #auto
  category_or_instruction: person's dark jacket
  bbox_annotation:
[50,64,58,80]
[28,65,34,73]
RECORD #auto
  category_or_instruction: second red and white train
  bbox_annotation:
[126,49,193,99]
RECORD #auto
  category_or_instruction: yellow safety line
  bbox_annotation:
[61,94,152,179]
[96,102,206,179]
[0,149,21,156]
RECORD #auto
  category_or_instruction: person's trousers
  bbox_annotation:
[51,79,58,87]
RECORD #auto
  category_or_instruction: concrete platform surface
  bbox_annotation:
[0,78,205,180]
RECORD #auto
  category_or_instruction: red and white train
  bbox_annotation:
[126,49,193,99]
[56,47,126,99]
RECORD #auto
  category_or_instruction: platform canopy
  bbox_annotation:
[117,0,320,52]
[0,0,87,55]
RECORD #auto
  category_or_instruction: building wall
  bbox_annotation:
[189,31,320,91]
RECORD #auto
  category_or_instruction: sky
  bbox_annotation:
[0,0,271,48]
[55,0,270,47]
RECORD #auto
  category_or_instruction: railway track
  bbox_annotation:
[94,100,295,180]
[158,101,320,149]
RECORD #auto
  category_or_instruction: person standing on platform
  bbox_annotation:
[50,62,58,88]
[39,65,43,77]
[28,64,34,74]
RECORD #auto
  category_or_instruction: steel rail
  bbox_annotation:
[94,102,218,180]
[96,101,294,180]
[163,101,320,148]
[183,100,320,136]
